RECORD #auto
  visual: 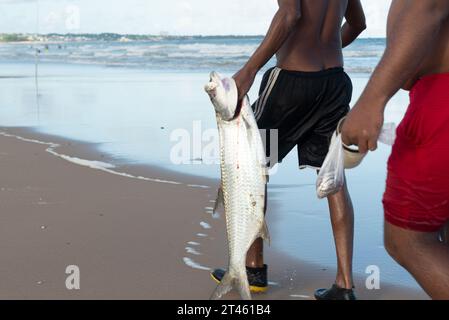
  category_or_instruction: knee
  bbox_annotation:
[384,233,397,257]
[327,186,353,215]
[384,228,406,266]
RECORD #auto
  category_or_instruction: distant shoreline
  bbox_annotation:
[0,33,386,43]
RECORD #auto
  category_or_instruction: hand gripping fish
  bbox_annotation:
[204,72,269,300]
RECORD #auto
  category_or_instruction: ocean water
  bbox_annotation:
[0,37,422,291]
[0,36,385,73]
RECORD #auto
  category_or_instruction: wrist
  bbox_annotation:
[358,90,389,112]
[243,62,259,76]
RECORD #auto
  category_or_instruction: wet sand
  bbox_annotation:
[0,128,427,299]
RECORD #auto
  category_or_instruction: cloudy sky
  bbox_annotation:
[0,0,391,37]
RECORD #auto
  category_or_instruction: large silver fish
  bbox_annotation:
[204,72,269,300]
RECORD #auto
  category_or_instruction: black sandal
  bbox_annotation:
[314,284,357,300]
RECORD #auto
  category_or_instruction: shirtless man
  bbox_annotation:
[342,0,449,299]
[211,0,366,300]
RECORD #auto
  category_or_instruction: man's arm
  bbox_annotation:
[342,0,449,153]
[341,0,366,48]
[233,0,301,100]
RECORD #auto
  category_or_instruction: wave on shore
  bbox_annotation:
[0,131,190,186]
[0,36,385,73]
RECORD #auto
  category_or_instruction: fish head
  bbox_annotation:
[204,72,238,121]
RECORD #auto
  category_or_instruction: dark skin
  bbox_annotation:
[234,0,366,290]
[342,0,449,153]
[341,0,449,299]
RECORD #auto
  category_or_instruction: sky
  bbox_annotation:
[0,0,391,37]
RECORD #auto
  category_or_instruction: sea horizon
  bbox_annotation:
[0,35,386,74]
[0,32,386,38]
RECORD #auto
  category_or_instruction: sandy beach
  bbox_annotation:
[0,127,427,300]
[1,0,446,302]
[0,38,430,299]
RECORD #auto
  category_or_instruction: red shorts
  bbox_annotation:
[383,72,449,232]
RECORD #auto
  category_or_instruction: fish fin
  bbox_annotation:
[235,268,252,300]
[210,266,252,300]
[212,186,223,219]
[241,102,269,173]
[259,221,271,246]
[241,100,256,135]
[210,271,234,300]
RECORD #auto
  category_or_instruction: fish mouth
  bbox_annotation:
[204,81,218,94]
[209,71,220,82]
[204,71,239,120]
[204,72,220,96]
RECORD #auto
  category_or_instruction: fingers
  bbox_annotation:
[368,138,378,152]
[341,131,371,154]
[341,124,357,147]
[233,79,245,101]
[341,119,379,154]
[340,121,351,145]
[237,87,249,101]
[357,138,369,154]
[341,132,354,147]
[358,129,380,154]
[351,134,378,154]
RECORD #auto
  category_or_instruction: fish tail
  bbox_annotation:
[210,264,252,300]
[235,267,252,300]
[210,271,233,300]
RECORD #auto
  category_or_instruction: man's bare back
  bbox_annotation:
[284,0,449,79]
[232,0,365,101]
[388,1,449,89]
[417,21,449,76]
[277,0,348,71]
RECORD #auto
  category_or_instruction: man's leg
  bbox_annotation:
[246,238,264,268]
[385,221,449,299]
[326,182,355,290]
[315,181,356,300]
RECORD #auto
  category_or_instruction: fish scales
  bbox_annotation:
[205,72,269,300]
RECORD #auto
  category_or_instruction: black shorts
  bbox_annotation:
[252,67,352,169]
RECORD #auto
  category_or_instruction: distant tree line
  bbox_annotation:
[0,34,29,42]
